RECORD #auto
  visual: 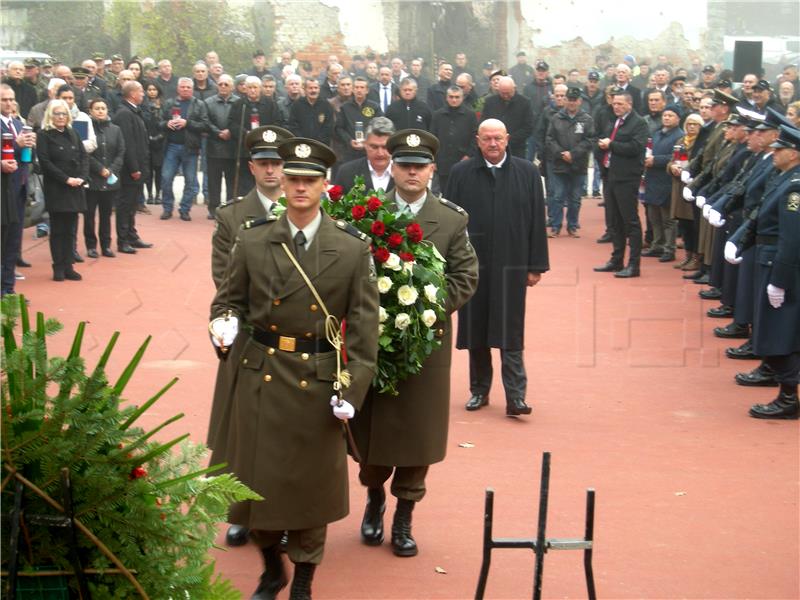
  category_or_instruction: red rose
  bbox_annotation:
[371,221,386,236]
[129,466,147,480]
[374,247,390,263]
[387,232,403,247]
[367,196,382,212]
[328,185,344,201]
[351,205,367,220]
[406,223,424,243]
[399,251,415,262]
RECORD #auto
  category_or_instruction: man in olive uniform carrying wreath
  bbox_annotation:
[350,129,479,557]
[209,137,379,599]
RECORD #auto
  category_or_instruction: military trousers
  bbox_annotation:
[359,465,429,502]
[250,526,327,565]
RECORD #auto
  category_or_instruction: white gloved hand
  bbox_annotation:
[702,203,712,219]
[724,241,743,265]
[680,170,692,184]
[330,395,355,420]
[708,209,726,228]
[683,186,695,202]
[767,284,785,309]
[209,315,239,347]
[696,195,706,209]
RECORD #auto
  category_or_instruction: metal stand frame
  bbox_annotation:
[474,452,597,600]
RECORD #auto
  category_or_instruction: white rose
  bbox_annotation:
[377,276,392,294]
[395,312,411,330]
[421,309,437,328]
[402,260,415,274]
[424,284,438,303]
[378,306,388,323]
[385,252,402,271]
[397,285,419,306]
[378,323,385,335]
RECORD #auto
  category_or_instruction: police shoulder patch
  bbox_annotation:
[336,219,368,241]
[439,197,466,215]
[787,192,800,212]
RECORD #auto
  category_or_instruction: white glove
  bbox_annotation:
[209,315,239,347]
[680,170,692,184]
[702,203,712,219]
[330,395,355,420]
[696,195,706,209]
[708,209,726,228]
[724,241,743,265]
[767,284,785,309]
[682,186,694,202]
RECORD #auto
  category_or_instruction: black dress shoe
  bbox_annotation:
[596,233,612,243]
[361,487,385,546]
[16,259,31,268]
[160,211,172,220]
[506,397,532,416]
[72,251,84,263]
[682,270,703,280]
[64,270,82,281]
[707,305,733,318]
[692,274,710,284]
[391,499,418,557]
[658,252,676,262]
[86,249,99,259]
[714,322,750,339]
[735,364,778,387]
[614,265,640,278]
[118,244,137,254]
[641,247,663,257]
[749,392,799,420]
[131,239,153,248]
[726,340,757,360]
[101,248,116,258]
[53,271,65,282]
[465,394,489,411]
[593,261,623,272]
[179,212,192,221]
[225,524,249,547]
[699,287,722,300]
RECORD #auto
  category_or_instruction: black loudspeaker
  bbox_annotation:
[733,41,763,81]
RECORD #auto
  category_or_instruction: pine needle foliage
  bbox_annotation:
[1,295,261,599]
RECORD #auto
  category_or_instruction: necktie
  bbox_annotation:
[294,230,306,258]
[383,86,390,112]
[603,117,623,168]
[489,166,498,179]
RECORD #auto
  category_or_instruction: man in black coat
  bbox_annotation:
[368,66,400,113]
[204,74,238,217]
[288,79,334,145]
[446,119,550,417]
[332,116,395,193]
[593,91,649,277]
[429,86,477,193]
[2,61,38,119]
[112,81,153,254]
[481,77,533,158]
[384,78,431,131]
[614,64,643,115]
[426,63,453,111]
[335,77,382,164]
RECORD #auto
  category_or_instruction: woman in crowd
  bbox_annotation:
[36,100,89,281]
[126,59,144,84]
[668,112,704,270]
[143,81,165,204]
[57,84,96,153]
[785,100,800,126]
[84,97,124,258]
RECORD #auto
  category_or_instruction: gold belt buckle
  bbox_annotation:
[278,335,297,352]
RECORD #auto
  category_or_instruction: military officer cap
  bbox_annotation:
[24,58,40,68]
[724,113,745,126]
[489,69,507,80]
[92,52,105,61]
[755,107,796,131]
[669,75,687,86]
[736,105,765,129]
[702,65,716,74]
[711,89,738,106]
[769,125,800,151]
[753,79,771,92]
[565,87,582,100]
[110,54,124,62]
[247,126,293,160]
[587,70,600,81]
[72,66,90,78]
[41,58,53,68]
[278,138,336,177]
[717,78,733,89]
[387,129,439,164]
[535,60,549,71]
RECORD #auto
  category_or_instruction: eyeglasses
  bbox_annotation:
[692,96,703,101]
[52,112,69,117]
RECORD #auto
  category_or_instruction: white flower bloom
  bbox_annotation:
[395,312,411,330]
[378,323,385,335]
[424,284,438,303]
[397,285,419,306]
[378,306,388,323]
[421,309,437,327]
[377,276,393,294]
[385,252,402,271]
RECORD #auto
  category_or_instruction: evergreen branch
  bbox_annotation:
[93,331,120,377]
[67,321,86,360]
[120,377,178,431]
[19,294,30,334]
[117,413,186,456]
[154,463,227,490]
[111,335,152,397]
[126,433,190,466]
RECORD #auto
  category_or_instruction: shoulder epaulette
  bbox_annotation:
[439,196,467,215]
[335,220,368,241]
[219,196,244,209]
[242,214,278,229]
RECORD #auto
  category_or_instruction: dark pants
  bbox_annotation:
[765,353,800,387]
[677,218,697,253]
[606,178,642,267]
[146,164,162,200]
[469,347,527,400]
[1,192,25,294]
[250,526,327,565]
[84,189,115,251]
[359,465,429,502]
[207,157,236,211]
[117,183,141,247]
[49,212,78,275]
[234,162,254,198]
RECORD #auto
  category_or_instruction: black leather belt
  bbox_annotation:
[756,235,778,245]
[252,328,334,354]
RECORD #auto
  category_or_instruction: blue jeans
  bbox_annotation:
[550,171,583,231]
[199,136,208,197]
[161,143,199,214]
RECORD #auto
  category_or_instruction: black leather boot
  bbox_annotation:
[289,562,316,600]
[391,498,418,557]
[251,545,287,600]
[749,386,799,420]
[360,487,385,545]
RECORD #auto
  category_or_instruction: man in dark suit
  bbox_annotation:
[430,86,477,193]
[332,117,395,193]
[481,76,533,158]
[593,91,650,277]
[384,78,431,131]
[335,77,382,164]
[614,64,643,115]
[369,67,400,113]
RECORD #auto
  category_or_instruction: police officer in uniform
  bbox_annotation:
[350,129,479,557]
[726,124,800,419]
[209,137,379,598]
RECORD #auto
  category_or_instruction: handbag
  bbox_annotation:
[24,171,47,229]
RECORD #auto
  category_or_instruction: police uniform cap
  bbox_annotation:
[753,79,771,92]
[669,75,687,86]
[711,89,738,106]
[483,61,494,70]
[387,129,439,164]
[489,69,507,79]
[92,52,105,61]
[769,125,800,150]
[72,66,90,78]
[717,78,732,89]
[565,87,582,100]
[702,65,716,73]
[278,138,336,177]
[755,107,796,131]
[516,51,527,58]
[736,106,766,130]
[724,113,745,126]
[535,60,549,71]
[587,70,600,81]
[247,126,293,160]
[24,58,40,68]
[111,54,124,62]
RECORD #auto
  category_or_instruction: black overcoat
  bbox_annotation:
[36,127,89,213]
[447,155,549,350]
